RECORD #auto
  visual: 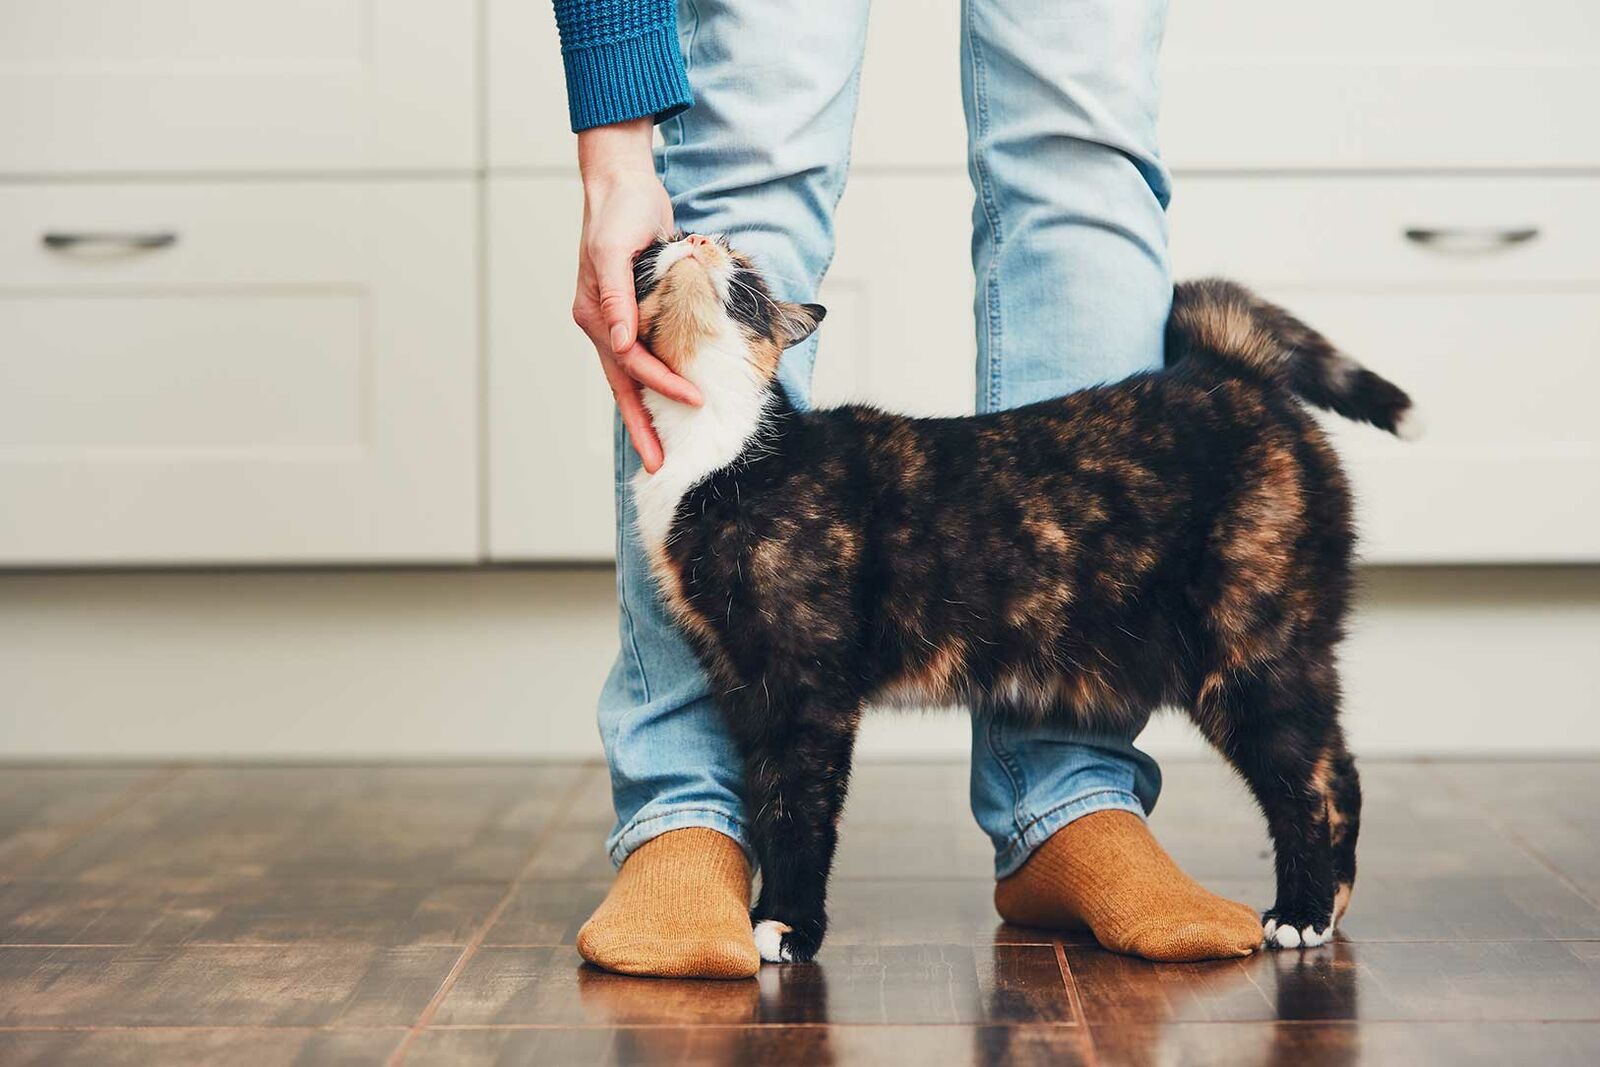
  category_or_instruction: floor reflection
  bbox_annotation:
[575,961,765,1024]
[1271,938,1362,1022]
[571,938,1365,1067]
[1092,940,1364,1067]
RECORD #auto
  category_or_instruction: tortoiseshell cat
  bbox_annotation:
[630,232,1417,964]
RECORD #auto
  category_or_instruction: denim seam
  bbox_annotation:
[995,786,1146,875]
[612,428,654,710]
[804,63,863,298]
[773,42,864,402]
[983,717,1028,843]
[964,0,1005,414]
[664,0,701,191]
[608,805,751,866]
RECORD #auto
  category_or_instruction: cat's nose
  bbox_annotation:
[685,234,713,250]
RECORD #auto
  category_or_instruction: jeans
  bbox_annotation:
[599,0,1171,878]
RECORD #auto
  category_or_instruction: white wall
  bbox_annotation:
[3,565,1597,760]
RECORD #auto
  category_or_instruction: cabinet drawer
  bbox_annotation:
[1,0,476,174]
[0,181,478,564]
[1172,177,1600,562]
[492,173,1599,565]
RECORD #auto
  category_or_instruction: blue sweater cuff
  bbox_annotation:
[563,25,693,133]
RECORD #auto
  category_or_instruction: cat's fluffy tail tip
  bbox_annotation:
[1393,405,1426,442]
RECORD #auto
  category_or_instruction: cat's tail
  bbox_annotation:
[1165,279,1420,439]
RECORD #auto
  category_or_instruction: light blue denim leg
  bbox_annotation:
[961,0,1174,877]
[600,0,870,867]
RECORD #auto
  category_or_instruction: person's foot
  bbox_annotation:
[576,827,761,979]
[994,810,1263,962]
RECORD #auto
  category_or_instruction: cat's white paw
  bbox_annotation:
[753,919,793,963]
[1298,924,1332,947]
[1265,921,1331,949]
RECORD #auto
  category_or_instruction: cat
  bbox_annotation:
[629,231,1417,964]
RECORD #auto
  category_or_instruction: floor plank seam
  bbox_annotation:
[1425,764,1600,914]
[1054,940,1102,1067]
[382,764,602,1067]
[8,765,188,879]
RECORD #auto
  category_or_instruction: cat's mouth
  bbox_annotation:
[653,233,731,291]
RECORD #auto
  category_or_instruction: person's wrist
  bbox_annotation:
[577,118,656,188]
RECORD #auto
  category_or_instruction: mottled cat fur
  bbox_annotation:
[629,232,1415,963]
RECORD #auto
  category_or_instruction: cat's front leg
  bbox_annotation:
[730,697,861,964]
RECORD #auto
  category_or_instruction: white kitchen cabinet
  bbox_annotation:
[1172,176,1600,563]
[0,181,479,564]
[4,0,1595,567]
[0,0,477,174]
[1162,1,1600,169]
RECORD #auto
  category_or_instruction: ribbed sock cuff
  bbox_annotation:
[608,806,752,869]
[563,26,694,132]
[993,787,1147,879]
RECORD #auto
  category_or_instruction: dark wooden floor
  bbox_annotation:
[1,759,1597,1066]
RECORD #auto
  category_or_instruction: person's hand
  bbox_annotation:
[573,118,702,473]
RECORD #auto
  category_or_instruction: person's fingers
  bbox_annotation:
[616,342,703,406]
[596,346,665,473]
[594,250,639,355]
[616,384,664,473]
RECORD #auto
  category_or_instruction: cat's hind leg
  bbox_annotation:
[1192,659,1349,949]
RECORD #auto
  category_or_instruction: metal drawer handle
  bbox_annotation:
[42,231,178,252]
[1403,226,1539,252]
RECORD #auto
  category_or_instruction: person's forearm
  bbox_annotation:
[578,118,656,184]
[552,0,694,133]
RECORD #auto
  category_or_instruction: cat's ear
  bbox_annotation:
[775,302,827,348]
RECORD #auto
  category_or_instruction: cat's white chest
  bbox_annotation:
[631,337,771,559]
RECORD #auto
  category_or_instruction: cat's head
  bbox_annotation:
[632,232,825,388]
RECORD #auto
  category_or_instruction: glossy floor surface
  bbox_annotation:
[1,759,1597,1066]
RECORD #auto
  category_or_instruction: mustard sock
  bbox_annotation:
[994,810,1263,962]
[576,827,760,979]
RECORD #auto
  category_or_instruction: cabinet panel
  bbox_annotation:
[486,0,576,171]
[1171,177,1600,562]
[0,181,478,564]
[1162,1,1600,169]
[486,177,614,560]
[0,0,477,174]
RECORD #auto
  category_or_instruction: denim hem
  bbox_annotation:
[992,786,1146,879]
[608,806,752,869]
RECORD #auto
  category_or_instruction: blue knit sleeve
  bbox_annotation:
[552,1,694,133]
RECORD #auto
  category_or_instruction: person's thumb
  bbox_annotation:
[596,256,638,355]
